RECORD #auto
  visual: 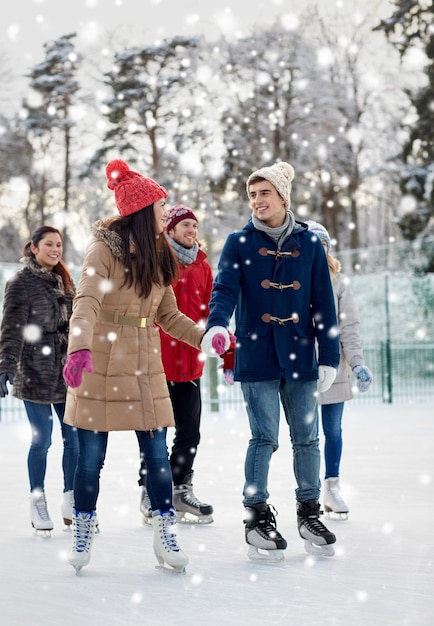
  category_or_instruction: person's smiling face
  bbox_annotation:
[153,198,168,234]
[168,218,198,249]
[31,232,63,271]
[248,181,286,228]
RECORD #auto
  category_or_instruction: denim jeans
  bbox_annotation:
[240,378,320,505]
[320,402,344,479]
[24,400,79,493]
[75,427,172,512]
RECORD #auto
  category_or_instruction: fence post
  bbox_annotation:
[207,358,220,412]
[384,274,393,403]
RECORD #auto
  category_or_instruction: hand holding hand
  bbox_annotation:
[0,372,14,398]
[201,326,231,357]
[318,365,337,393]
[352,365,373,392]
[63,350,93,388]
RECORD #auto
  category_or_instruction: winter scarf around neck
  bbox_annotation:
[252,210,295,248]
[167,235,199,266]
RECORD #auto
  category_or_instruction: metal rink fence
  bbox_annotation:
[0,345,433,424]
[202,343,434,413]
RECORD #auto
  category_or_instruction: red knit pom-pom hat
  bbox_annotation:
[106,159,168,217]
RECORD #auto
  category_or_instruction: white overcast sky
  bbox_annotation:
[4,0,394,79]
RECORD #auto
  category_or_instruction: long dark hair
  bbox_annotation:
[108,207,178,298]
[23,225,75,293]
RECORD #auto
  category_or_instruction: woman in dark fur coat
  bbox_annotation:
[0,225,78,535]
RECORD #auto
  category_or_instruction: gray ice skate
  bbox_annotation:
[244,503,287,562]
[297,500,336,557]
[173,472,214,524]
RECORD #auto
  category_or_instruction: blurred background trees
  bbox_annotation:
[0,1,432,272]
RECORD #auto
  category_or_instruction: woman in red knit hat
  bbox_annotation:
[62,159,229,575]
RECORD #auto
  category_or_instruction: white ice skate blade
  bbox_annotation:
[325,511,349,521]
[32,528,52,538]
[303,540,335,557]
[155,564,186,575]
[247,545,285,563]
[176,511,214,525]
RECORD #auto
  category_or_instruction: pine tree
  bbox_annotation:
[376,1,434,244]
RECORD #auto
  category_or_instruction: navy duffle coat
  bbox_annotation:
[207,219,340,382]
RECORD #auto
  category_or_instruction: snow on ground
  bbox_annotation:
[0,401,433,626]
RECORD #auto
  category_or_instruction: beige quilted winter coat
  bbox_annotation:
[64,221,204,432]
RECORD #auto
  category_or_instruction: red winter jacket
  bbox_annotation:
[159,248,213,382]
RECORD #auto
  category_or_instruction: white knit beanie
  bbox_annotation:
[246,161,295,209]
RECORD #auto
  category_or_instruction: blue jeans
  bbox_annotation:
[241,378,320,505]
[75,427,172,512]
[320,402,344,479]
[24,400,79,493]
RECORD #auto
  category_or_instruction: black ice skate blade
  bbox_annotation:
[303,540,335,557]
[155,564,186,575]
[247,545,285,563]
[175,512,214,525]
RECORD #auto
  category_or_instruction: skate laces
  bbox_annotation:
[160,512,180,552]
[33,495,50,521]
[300,505,329,534]
[179,485,207,508]
[257,505,281,537]
[73,512,95,553]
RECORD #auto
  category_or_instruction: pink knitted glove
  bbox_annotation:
[63,350,93,388]
[211,334,228,356]
[201,326,230,357]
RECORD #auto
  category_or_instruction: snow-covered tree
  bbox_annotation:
[19,33,82,255]
[375,0,434,254]
[90,36,204,184]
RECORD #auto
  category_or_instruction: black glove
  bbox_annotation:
[0,372,14,398]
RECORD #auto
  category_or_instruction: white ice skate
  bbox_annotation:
[152,509,189,574]
[30,491,53,537]
[61,490,74,529]
[244,504,287,563]
[139,485,153,526]
[173,475,214,524]
[324,478,349,520]
[69,510,97,574]
[297,500,336,557]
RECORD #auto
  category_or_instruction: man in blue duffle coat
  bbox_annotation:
[205,161,340,561]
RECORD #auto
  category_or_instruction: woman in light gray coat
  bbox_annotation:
[308,221,372,518]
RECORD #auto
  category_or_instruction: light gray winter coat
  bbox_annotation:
[318,272,366,405]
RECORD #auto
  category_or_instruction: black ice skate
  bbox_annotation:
[297,500,336,557]
[244,503,287,562]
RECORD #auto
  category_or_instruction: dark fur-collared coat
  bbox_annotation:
[0,258,74,403]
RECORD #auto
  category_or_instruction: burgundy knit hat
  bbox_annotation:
[106,159,168,217]
[165,204,198,232]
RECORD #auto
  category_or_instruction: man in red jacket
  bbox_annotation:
[139,205,214,523]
